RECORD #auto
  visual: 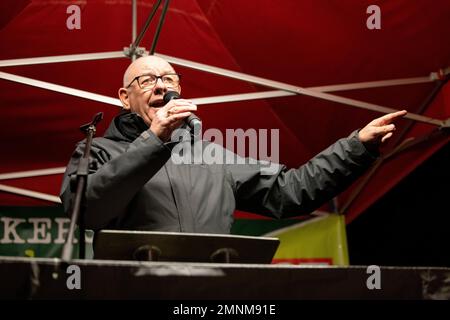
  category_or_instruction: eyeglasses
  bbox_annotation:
[126,73,181,89]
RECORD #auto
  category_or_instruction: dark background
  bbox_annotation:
[347,141,449,267]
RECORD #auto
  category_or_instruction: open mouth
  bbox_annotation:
[150,100,165,108]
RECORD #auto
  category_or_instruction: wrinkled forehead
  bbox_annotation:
[123,56,176,86]
[134,57,175,76]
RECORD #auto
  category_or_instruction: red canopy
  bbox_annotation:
[0,0,449,223]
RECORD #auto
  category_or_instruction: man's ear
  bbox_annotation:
[177,84,181,96]
[118,88,131,110]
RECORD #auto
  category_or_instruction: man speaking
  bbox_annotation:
[60,55,406,234]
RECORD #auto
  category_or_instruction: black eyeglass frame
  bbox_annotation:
[126,73,182,89]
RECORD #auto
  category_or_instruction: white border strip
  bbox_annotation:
[0,167,66,181]
[0,51,125,67]
[191,90,295,105]
[0,184,61,203]
[0,52,435,92]
[102,229,278,241]
[158,53,444,126]
[0,71,122,107]
[308,77,432,92]
[0,52,445,125]
[191,74,435,105]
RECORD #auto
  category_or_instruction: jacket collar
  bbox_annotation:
[104,110,193,142]
[104,110,148,142]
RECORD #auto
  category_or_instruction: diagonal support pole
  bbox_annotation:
[0,167,66,180]
[0,184,61,203]
[0,52,447,126]
[0,71,122,107]
[157,53,446,127]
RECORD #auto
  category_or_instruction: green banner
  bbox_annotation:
[0,206,93,259]
[1,207,347,265]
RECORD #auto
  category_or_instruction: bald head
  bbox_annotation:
[122,55,176,87]
[118,55,181,125]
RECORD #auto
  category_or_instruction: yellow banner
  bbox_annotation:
[265,213,349,266]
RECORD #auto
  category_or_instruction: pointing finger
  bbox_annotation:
[373,110,407,126]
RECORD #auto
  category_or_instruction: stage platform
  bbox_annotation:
[1,257,449,299]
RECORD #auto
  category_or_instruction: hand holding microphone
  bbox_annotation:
[163,91,201,131]
[149,91,200,142]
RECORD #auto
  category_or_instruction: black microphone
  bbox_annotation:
[163,91,201,131]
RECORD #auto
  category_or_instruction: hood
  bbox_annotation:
[104,109,193,143]
[104,110,149,142]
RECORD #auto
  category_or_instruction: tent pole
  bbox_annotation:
[1,52,444,91]
[0,50,447,125]
[340,128,448,217]
[0,167,66,181]
[0,71,122,107]
[131,0,137,61]
[157,53,446,127]
[127,0,162,59]
[132,0,137,42]
[309,76,432,92]
[0,52,442,91]
[192,91,295,105]
[0,52,125,67]
[339,76,450,215]
[150,0,170,55]
[0,184,61,203]
[0,68,445,126]
[390,76,449,147]
[190,72,443,105]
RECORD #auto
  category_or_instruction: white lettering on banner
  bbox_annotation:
[28,218,52,244]
[366,5,381,30]
[54,217,73,244]
[366,265,381,290]
[66,5,81,30]
[0,217,26,244]
[0,216,78,244]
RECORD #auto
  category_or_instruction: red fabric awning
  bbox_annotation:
[0,1,449,222]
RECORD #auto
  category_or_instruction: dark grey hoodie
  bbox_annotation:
[60,111,377,233]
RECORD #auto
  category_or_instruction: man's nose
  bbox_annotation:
[153,77,167,94]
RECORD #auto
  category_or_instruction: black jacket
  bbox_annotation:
[60,111,377,233]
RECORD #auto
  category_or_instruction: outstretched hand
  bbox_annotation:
[358,110,407,148]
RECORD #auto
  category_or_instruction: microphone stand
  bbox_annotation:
[61,112,103,262]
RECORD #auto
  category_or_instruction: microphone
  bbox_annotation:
[163,91,201,131]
